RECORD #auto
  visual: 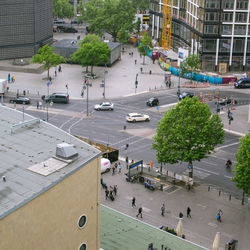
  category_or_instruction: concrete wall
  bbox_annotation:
[0,156,101,250]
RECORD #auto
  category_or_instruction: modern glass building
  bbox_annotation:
[149,0,250,72]
[0,0,53,60]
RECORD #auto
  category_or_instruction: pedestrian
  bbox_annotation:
[11,76,14,83]
[131,52,133,56]
[8,73,10,83]
[49,76,52,82]
[135,59,137,64]
[113,185,117,195]
[118,162,122,173]
[125,156,129,169]
[132,197,136,207]
[187,207,191,218]
[105,189,109,199]
[122,47,125,53]
[112,166,115,175]
[216,209,223,222]
[136,206,143,218]
[153,58,155,64]
[55,70,57,77]
[114,162,118,170]
[227,109,231,119]
[169,81,171,88]
[140,67,143,73]
[179,212,183,218]
[39,101,42,110]
[36,101,39,109]
[58,65,62,72]
[161,204,165,216]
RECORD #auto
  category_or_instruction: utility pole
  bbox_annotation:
[135,73,138,93]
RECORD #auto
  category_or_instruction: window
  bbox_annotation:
[234,25,246,35]
[204,25,218,34]
[236,0,248,10]
[205,12,219,21]
[78,243,87,250]
[222,13,233,22]
[222,0,234,9]
[219,39,231,52]
[221,25,232,35]
[233,39,244,52]
[203,39,216,52]
[235,13,247,22]
[78,215,87,228]
[205,0,219,8]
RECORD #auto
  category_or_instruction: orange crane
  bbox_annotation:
[162,0,173,51]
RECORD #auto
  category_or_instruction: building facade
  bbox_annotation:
[0,106,101,250]
[0,0,53,60]
[149,0,250,72]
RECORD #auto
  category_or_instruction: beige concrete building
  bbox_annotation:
[0,105,101,250]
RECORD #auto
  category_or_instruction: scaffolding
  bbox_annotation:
[161,0,173,51]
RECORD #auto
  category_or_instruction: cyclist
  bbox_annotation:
[225,159,232,168]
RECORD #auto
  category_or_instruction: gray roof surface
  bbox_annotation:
[101,205,208,250]
[53,39,120,50]
[0,105,101,219]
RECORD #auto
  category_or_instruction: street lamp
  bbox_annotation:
[83,77,92,116]
[135,73,138,93]
[46,81,50,121]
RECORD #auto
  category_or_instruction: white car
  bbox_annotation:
[126,113,150,122]
[94,102,114,111]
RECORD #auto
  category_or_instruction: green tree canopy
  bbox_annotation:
[180,54,200,84]
[232,134,250,196]
[138,32,153,64]
[134,18,141,38]
[31,44,65,78]
[152,97,224,178]
[71,35,111,74]
[53,0,74,19]
[134,0,150,11]
[83,0,136,42]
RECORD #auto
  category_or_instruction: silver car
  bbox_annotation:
[126,113,150,122]
[94,102,114,111]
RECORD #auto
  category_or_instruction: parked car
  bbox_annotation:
[94,102,114,111]
[178,92,194,100]
[146,97,159,107]
[234,78,250,88]
[9,96,31,104]
[217,98,237,106]
[84,73,97,79]
[43,93,69,104]
[126,113,150,122]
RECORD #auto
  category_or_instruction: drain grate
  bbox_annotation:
[165,186,178,193]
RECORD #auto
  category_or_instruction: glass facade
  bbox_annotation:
[149,0,250,72]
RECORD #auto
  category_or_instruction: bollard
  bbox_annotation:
[149,70,152,75]
[208,185,210,191]
[229,194,231,201]
[219,190,221,196]
[123,125,126,130]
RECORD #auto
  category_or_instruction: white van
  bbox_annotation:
[101,158,111,173]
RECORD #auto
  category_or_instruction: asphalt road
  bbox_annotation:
[5,88,249,197]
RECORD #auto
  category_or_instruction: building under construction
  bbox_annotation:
[149,0,250,73]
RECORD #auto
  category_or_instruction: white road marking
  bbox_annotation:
[194,166,219,175]
[160,102,178,108]
[223,128,245,137]
[224,175,232,179]
[208,222,218,228]
[215,141,240,150]
[201,160,217,166]
[124,91,149,97]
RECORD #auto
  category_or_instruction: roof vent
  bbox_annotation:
[56,143,78,159]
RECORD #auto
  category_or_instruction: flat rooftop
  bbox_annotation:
[101,205,208,250]
[0,105,101,219]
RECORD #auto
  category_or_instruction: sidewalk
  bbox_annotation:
[101,168,250,250]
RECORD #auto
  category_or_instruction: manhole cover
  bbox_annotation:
[165,186,178,193]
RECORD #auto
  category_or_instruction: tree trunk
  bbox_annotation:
[91,65,93,74]
[188,161,193,178]
[47,68,50,79]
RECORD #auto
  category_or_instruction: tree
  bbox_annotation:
[134,18,141,38]
[31,45,65,79]
[83,0,136,42]
[232,134,250,201]
[138,32,153,64]
[180,54,200,84]
[71,35,111,74]
[134,0,150,12]
[53,0,74,19]
[152,97,224,178]
[118,26,130,50]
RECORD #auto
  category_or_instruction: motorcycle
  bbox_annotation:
[126,175,136,183]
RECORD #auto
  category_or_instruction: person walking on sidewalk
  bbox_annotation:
[179,212,183,218]
[161,204,165,216]
[105,189,109,200]
[187,207,191,218]
[36,101,39,109]
[118,162,122,173]
[112,166,115,175]
[216,209,223,222]
[136,206,143,218]
[132,197,136,207]
[113,185,118,196]
[135,59,137,64]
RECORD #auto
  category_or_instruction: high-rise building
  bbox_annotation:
[0,0,53,60]
[149,0,250,72]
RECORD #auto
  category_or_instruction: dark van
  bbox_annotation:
[234,78,250,88]
[44,93,69,104]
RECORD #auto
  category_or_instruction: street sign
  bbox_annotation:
[129,160,143,169]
